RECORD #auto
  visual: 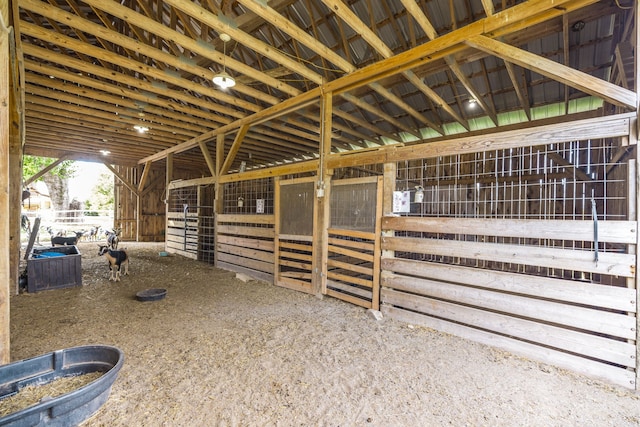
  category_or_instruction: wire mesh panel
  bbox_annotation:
[395,140,627,221]
[279,181,314,236]
[382,129,637,388]
[166,185,215,262]
[223,178,274,215]
[330,180,378,232]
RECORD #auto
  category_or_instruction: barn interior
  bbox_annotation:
[1,0,639,394]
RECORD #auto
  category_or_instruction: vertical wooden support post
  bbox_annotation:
[312,92,332,297]
[380,162,397,312]
[273,176,281,285]
[7,0,23,296]
[371,176,384,310]
[0,12,11,364]
[213,134,224,267]
[634,0,640,391]
[164,153,173,250]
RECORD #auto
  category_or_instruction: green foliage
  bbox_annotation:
[86,173,114,211]
[23,155,78,181]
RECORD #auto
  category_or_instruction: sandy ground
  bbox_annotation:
[6,241,640,426]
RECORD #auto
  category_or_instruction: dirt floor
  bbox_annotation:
[7,241,640,426]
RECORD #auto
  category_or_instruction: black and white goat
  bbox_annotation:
[51,231,83,246]
[98,245,129,281]
[105,228,121,250]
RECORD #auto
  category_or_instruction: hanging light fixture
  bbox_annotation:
[213,34,236,89]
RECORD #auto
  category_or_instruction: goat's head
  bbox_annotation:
[98,245,109,256]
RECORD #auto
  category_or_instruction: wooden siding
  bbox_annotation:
[216,214,275,283]
[381,216,637,388]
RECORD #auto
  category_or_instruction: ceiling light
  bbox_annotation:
[212,71,236,89]
[134,125,149,133]
[213,34,235,89]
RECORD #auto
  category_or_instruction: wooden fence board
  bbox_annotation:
[327,244,373,262]
[383,274,635,339]
[216,234,275,251]
[381,258,636,312]
[382,236,634,277]
[381,305,636,389]
[327,271,373,288]
[382,217,637,244]
[217,243,273,263]
[217,224,275,238]
[382,289,635,367]
[217,252,273,274]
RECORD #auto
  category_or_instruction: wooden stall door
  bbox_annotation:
[324,177,382,309]
[275,178,315,294]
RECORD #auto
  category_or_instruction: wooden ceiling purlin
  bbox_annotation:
[141,0,605,167]
[23,64,222,133]
[220,0,432,138]
[465,35,637,110]
[24,80,205,138]
[20,43,239,126]
[78,0,300,98]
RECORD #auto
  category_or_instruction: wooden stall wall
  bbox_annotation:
[378,115,638,388]
[114,164,172,242]
[138,166,168,242]
[216,177,275,283]
[114,165,138,241]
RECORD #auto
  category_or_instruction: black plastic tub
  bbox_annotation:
[0,345,124,426]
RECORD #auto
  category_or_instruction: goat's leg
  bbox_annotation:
[122,260,129,276]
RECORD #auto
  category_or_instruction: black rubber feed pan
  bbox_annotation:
[0,345,124,427]
[136,288,167,302]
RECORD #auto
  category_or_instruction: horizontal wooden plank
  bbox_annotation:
[217,252,273,274]
[329,115,633,169]
[381,258,636,312]
[278,258,312,271]
[381,305,635,389]
[382,289,635,367]
[217,243,273,263]
[326,288,372,308]
[382,236,635,277]
[278,234,313,242]
[216,261,273,284]
[279,241,312,252]
[327,271,373,288]
[217,224,275,238]
[331,176,379,186]
[327,236,374,251]
[327,258,372,276]
[327,228,376,240]
[382,217,637,244]
[216,234,275,252]
[280,271,313,280]
[279,250,312,262]
[217,214,275,225]
[383,274,635,339]
[327,244,373,262]
[277,276,313,294]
